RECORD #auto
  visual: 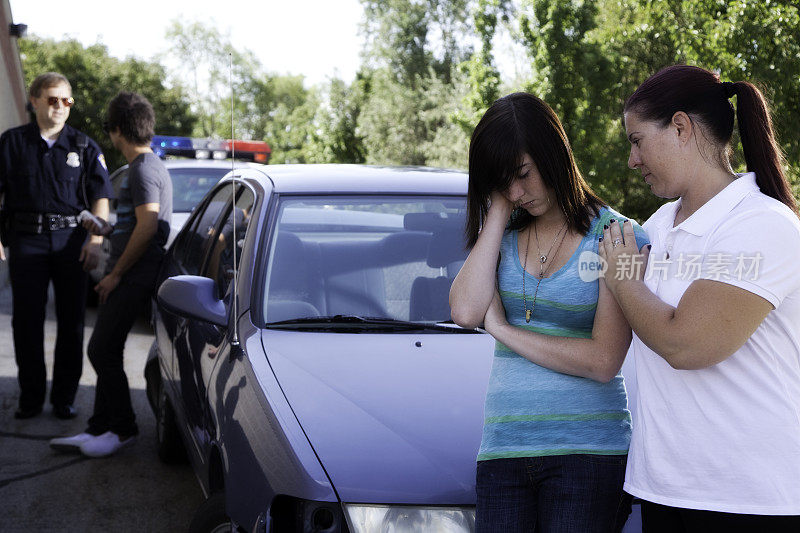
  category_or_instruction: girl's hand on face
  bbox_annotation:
[483,289,508,334]
[598,219,651,294]
[489,190,514,218]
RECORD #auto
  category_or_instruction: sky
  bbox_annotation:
[9,0,530,88]
[9,0,366,86]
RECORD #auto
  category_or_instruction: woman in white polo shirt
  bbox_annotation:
[600,64,800,531]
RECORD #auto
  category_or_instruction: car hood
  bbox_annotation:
[261,329,494,504]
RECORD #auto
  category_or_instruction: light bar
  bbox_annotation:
[150,135,272,163]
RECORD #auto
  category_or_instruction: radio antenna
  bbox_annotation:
[229,51,241,352]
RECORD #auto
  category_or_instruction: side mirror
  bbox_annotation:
[157,275,227,327]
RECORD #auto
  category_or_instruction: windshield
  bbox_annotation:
[262,196,468,325]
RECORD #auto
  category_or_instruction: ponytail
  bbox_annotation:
[730,81,797,214]
[626,65,797,215]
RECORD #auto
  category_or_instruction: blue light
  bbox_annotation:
[152,135,193,151]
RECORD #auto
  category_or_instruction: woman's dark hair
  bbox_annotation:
[625,64,796,214]
[465,92,604,247]
[106,91,155,146]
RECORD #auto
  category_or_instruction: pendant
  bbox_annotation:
[540,255,547,264]
[525,309,531,323]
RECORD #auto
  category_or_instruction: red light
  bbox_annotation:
[227,140,270,153]
[225,139,271,163]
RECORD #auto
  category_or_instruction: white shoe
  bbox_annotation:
[79,431,136,458]
[50,432,96,453]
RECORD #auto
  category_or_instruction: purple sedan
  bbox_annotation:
[147,165,496,532]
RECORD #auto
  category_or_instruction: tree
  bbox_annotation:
[356,66,470,169]
[18,36,196,171]
[161,20,320,163]
[355,0,474,168]
[456,0,504,133]
[252,75,320,164]
[511,0,800,222]
[361,0,472,87]
[306,75,368,164]
[162,20,249,139]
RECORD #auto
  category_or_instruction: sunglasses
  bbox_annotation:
[46,96,74,107]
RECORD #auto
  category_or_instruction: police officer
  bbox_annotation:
[0,72,112,420]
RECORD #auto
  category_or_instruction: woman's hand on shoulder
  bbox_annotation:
[599,219,650,295]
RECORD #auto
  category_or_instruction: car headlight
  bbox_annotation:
[344,504,475,533]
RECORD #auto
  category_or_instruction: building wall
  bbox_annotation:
[0,0,27,134]
[0,0,26,286]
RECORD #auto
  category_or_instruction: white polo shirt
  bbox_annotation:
[624,173,800,514]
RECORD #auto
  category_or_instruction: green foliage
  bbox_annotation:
[255,77,320,164]
[357,66,470,169]
[163,20,255,139]
[357,68,429,166]
[656,0,800,186]
[305,75,368,164]
[161,20,319,163]
[361,0,472,86]
[456,0,503,133]
[512,0,800,222]
[16,2,799,213]
[362,0,430,86]
[18,36,196,170]
[355,0,473,168]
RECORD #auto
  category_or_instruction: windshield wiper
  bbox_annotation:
[265,314,478,333]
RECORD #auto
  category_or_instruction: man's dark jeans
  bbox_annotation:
[85,278,151,437]
[476,455,631,533]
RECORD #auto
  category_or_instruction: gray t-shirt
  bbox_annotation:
[108,152,172,287]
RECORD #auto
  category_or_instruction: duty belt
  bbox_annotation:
[12,212,79,234]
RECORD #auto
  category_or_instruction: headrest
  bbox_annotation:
[427,230,468,268]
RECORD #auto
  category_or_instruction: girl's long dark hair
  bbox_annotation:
[466,92,604,247]
[625,64,797,214]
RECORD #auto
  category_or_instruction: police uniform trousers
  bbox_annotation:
[8,227,88,410]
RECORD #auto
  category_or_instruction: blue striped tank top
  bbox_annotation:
[477,206,649,461]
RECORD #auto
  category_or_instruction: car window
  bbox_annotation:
[263,196,468,324]
[169,167,229,213]
[176,186,233,276]
[203,185,256,299]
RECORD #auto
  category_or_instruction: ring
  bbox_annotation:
[612,238,622,248]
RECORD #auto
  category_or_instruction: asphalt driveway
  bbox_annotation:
[0,280,202,532]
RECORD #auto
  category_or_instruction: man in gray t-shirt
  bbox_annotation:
[108,150,172,287]
[49,92,172,458]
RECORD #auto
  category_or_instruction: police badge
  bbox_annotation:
[66,152,81,167]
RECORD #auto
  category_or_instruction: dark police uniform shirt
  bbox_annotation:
[0,122,112,216]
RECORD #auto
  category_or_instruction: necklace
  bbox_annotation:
[522,218,568,323]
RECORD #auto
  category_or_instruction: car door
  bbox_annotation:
[166,185,234,462]
[155,185,216,381]
[176,184,257,462]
